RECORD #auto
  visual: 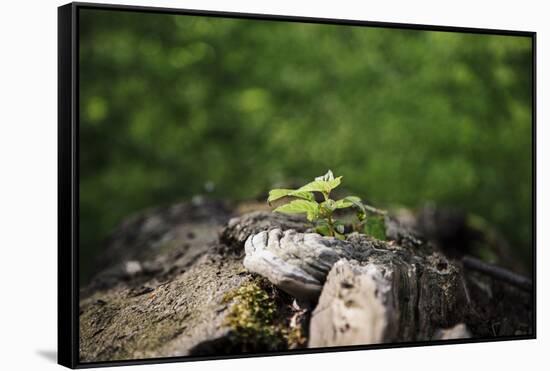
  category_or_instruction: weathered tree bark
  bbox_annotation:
[308,255,469,346]
[79,201,532,363]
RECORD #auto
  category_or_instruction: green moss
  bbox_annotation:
[286,324,307,349]
[222,278,306,352]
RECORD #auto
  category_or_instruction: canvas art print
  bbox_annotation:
[58,2,536,368]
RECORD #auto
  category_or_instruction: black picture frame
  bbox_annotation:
[58,2,537,369]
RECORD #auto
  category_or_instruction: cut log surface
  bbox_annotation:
[79,202,533,363]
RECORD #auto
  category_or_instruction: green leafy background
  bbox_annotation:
[79,9,533,282]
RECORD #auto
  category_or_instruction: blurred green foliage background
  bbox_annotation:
[79,9,533,282]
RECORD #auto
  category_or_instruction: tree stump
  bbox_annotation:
[79,203,533,362]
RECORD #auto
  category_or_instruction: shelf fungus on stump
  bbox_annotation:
[243,228,374,301]
[243,226,476,345]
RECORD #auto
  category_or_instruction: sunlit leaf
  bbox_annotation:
[267,188,314,204]
[273,199,320,221]
[315,169,335,182]
[335,196,367,222]
[333,195,361,210]
[320,199,336,212]
[334,231,346,240]
[315,224,331,236]
[297,176,342,194]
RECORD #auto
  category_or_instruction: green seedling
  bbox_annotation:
[268,170,386,240]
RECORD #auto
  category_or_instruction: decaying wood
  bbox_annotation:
[434,324,471,340]
[80,253,249,361]
[308,254,470,346]
[462,255,533,291]
[79,203,533,363]
[243,229,374,301]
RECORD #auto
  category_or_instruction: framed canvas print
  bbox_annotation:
[58,2,536,368]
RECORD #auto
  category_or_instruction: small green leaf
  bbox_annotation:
[333,196,361,210]
[334,231,346,240]
[335,196,367,222]
[335,222,346,234]
[296,180,326,193]
[332,200,352,209]
[343,195,361,203]
[356,210,367,222]
[315,224,331,236]
[273,199,320,221]
[268,189,293,204]
[267,188,314,204]
[324,177,342,192]
[343,196,363,208]
[315,169,335,182]
[290,190,315,201]
[297,176,342,194]
[320,199,336,212]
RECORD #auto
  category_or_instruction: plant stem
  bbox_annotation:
[322,191,335,236]
[327,215,335,236]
